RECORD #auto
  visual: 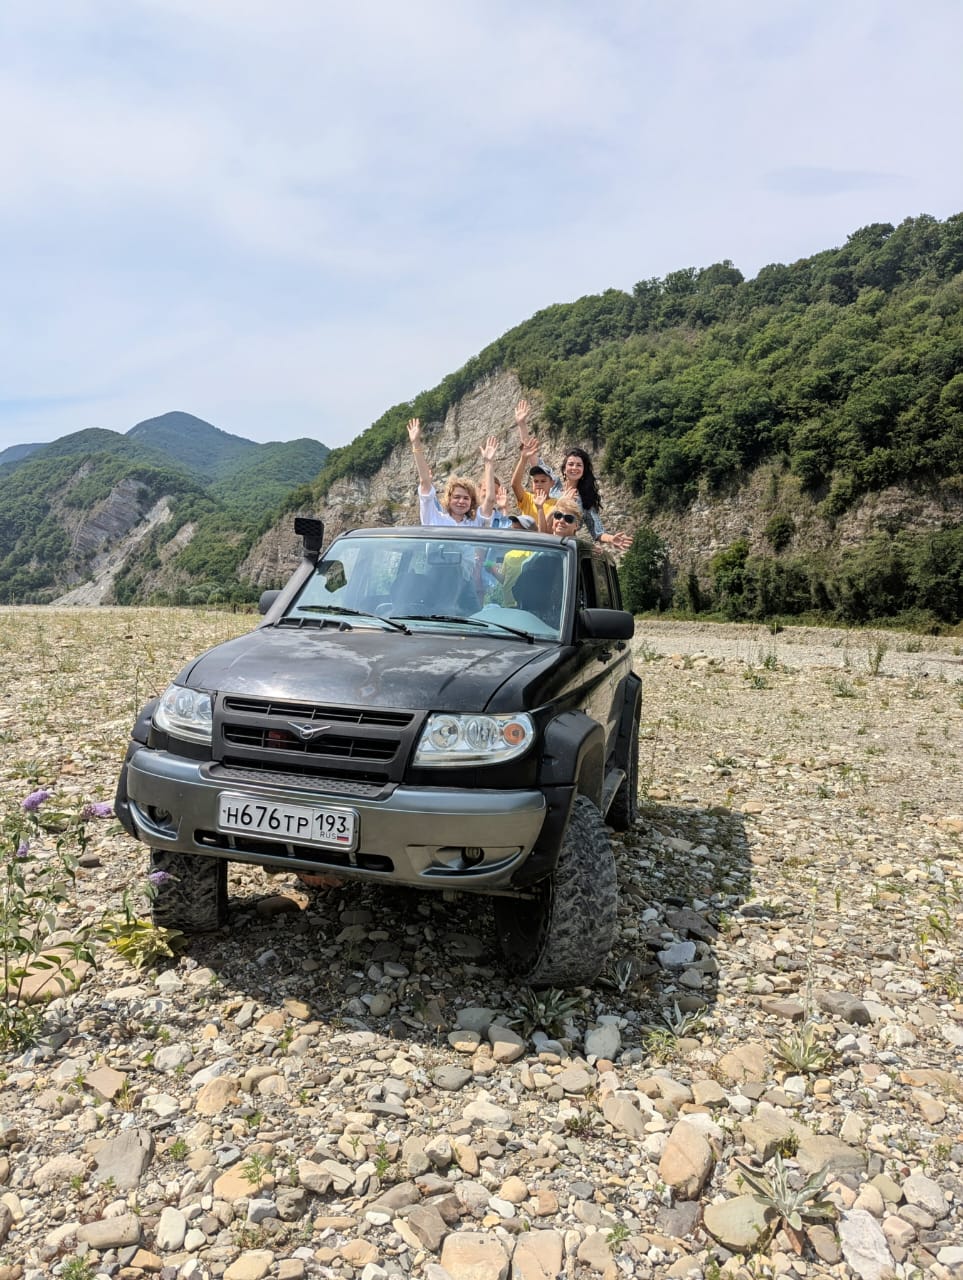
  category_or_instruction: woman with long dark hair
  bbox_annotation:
[551,447,632,550]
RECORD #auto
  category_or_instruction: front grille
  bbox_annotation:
[222,726,397,761]
[213,696,423,787]
[223,697,412,728]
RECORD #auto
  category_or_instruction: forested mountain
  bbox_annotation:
[316,214,963,513]
[0,412,330,604]
[126,411,258,480]
[289,212,963,626]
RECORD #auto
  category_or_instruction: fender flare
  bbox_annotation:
[512,710,606,887]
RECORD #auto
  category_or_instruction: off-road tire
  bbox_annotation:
[493,795,618,988]
[607,708,640,831]
[149,850,228,932]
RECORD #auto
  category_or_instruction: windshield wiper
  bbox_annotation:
[283,606,410,634]
[394,614,536,643]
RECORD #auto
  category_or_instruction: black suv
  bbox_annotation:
[116,520,641,987]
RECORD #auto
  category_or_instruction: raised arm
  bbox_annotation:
[511,436,540,504]
[477,435,498,519]
[514,398,533,444]
[407,418,433,496]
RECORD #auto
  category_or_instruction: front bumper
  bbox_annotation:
[122,747,548,891]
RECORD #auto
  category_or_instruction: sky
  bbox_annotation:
[1,1,961,454]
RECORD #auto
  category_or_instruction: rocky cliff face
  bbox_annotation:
[239,369,962,592]
[59,473,160,562]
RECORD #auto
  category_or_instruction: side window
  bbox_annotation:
[590,556,612,608]
[605,561,623,609]
[578,559,596,610]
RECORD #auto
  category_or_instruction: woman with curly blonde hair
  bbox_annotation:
[407,418,497,526]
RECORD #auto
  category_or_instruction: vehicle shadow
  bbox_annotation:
[172,797,753,1056]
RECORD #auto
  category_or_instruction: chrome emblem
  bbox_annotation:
[287,721,332,741]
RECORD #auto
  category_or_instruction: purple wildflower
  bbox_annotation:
[15,840,29,858]
[81,802,114,820]
[22,788,52,813]
[148,870,173,885]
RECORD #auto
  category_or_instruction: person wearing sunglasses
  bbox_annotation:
[534,495,582,536]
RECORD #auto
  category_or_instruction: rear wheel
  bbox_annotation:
[149,850,228,932]
[493,796,618,988]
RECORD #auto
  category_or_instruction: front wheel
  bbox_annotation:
[149,850,228,932]
[493,796,618,988]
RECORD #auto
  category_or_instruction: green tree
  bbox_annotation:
[619,527,668,613]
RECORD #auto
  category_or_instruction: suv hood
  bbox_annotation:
[179,625,556,712]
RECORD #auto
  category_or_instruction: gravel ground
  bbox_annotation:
[0,609,961,1280]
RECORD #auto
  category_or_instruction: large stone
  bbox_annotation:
[434,1066,473,1091]
[796,1133,866,1176]
[156,1206,187,1250]
[223,1252,275,1280]
[902,1172,948,1219]
[838,1208,895,1280]
[33,1154,86,1190]
[584,1023,621,1060]
[77,1212,142,1249]
[402,1204,449,1252]
[463,1096,513,1128]
[489,1025,527,1063]
[93,1127,154,1190]
[717,1043,768,1083]
[814,990,871,1025]
[440,1230,510,1280]
[512,1229,563,1280]
[658,1120,714,1200]
[195,1075,240,1116]
[13,948,91,1003]
[602,1095,647,1138]
[703,1195,775,1252]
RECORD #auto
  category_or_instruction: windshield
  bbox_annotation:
[286,535,569,640]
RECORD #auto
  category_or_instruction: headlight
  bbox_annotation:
[414,712,534,766]
[154,684,213,744]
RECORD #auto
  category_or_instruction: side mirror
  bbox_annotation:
[258,590,280,616]
[578,608,635,641]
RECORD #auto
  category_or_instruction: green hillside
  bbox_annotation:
[0,450,205,601]
[127,411,257,480]
[313,214,963,514]
[0,442,41,468]
[300,212,963,625]
[0,417,332,604]
[210,437,330,520]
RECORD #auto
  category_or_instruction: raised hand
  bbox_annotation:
[495,481,508,513]
[514,398,532,442]
[406,418,422,446]
[604,531,633,551]
[479,434,499,464]
[521,436,540,462]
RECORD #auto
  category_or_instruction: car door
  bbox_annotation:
[574,550,626,760]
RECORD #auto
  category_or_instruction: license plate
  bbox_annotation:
[217,793,357,849]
